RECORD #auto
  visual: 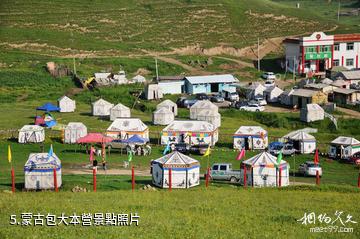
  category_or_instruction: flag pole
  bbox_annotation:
[11,162,15,193]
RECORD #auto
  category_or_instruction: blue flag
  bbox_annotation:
[48,144,54,158]
[163,142,170,155]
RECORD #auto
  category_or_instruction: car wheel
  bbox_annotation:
[230,177,237,183]
[240,108,245,111]
[256,109,260,112]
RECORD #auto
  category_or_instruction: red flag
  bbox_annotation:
[314,149,319,165]
[236,148,246,161]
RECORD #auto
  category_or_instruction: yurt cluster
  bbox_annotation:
[16,96,360,190]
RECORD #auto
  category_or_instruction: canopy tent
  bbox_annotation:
[190,100,218,119]
[24,152,62,190]
[121,134,149,145]
[196,110,221,128]
[92,99,114,116]
[58,96,76,113]
[156,99,178,116]
[151,151,200,188]
[106,118,149,140]
[152,108,174,125]
[329,136,360,159]
[161,120,219,146]
[64,122,87,144]
[300,104,324,123]
[76,133,113,144]
[36,103,60,112]
[110,103,131,121]
[240,152,289,187]
[282,130,316,154]
[35,112,57,128]
[233,126,268,150]
[18,125,45,143]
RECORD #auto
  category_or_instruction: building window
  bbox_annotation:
[333,60,339,66]
[346,59,354,67]
[305,47,316,53]
[346,43,354,51]
[320,46,331,52]
[334,43,340,51]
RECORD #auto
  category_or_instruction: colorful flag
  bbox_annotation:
[8,145,12,163]
[163,141,170,155]
[236,148,246,161]
[276,151,282,168]
[314,149,319,165]
[48,144,54,158]
[128,150,133,162]
[203,146,211,157]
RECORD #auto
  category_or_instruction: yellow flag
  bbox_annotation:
[8,145,12,163]
[203,146,211,157]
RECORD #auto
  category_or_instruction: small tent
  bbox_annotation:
[77,133,113,144]
[58,96,76,113]
[107,118,149,140]
[240,152,289,187]
[246,83,266,100]
[36,103,60,112]
[64,122,87,144]
[132,75,146,83]
[161,120,219,146]
[151,151,200,188]
[264,86,283,103]
[190,100,218,120]
[233,126,268,150]
[300,104,325,123]
[110,103,131,121]
[24,153,62,190]
[18,125,45,143]
[282,130,316,154]
[156,99,178,116]
[152,108,174,125]
[145,84,163,100]
[329,136,360,159]
[122,134,149,145]
[92,99,114,116]
[196,110,221,128]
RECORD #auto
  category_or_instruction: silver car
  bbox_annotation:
[298,161,322,177]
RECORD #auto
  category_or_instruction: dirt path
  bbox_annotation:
[336,107,360,119]
[63,168,151,176]
[213,56,253,68]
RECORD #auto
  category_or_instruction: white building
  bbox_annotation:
[18,125,45,143]
[110,103,131,121]
[145,84,163,100]
[283,32,360,74]
[264,86,283,103]
[300,104,325,123]
[58,96,76,113]
[64,122,87,144]
[92,99,114,116]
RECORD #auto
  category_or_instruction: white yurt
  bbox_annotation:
[233,126,268,150]
[145,84,163,100]
[300,104,325,123]
[151,151,200,189]
[64,122,87,144]
[190,100,218,119]
[107,118,149,140]
[156,99,178,116]
[132,75,146,83]
[58,95,76,113]
[24,153,62,190]
[91,99,114,116]
[282,130,316,154]
[18,125,45,143]
[152,108,174,125]
[240,152,289,187]
[196,109,221,128]
[329,136,360,159]
[110,103,131,121]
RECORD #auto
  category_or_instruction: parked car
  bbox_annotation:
[261,72,276,80]
[206,163,241,183]
[282,144,296,156]
[239,103,265,112]
[196,93,209,100]
[254,97,267,106]
[298,161,322,177]
[221,90,239,102]
[210,94,225,103]
[173,143,191,154]
[233,100,248,109]
[190,144,210,155]
[264,80,275,88]
[269,142,284,156]
[349,152,360,165]
[176,97,187,107]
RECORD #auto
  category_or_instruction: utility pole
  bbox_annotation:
[257,38,260,71]
[337,1,341,21]
[155,58,159,80]
[73,57,76,76]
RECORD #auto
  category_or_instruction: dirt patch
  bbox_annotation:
[336,107,360,119]
[98,18,117,24]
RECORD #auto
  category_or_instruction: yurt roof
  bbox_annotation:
[92,98,112,106]
[153,151,199,168]
[66,122,86,130]
[163,120,216,132]
[243,151,287,168]
[197,109,220,117]
[58,95,74,102]
[234,126,267,136]
[157,99,176,107]
[112,103,130,111]
[24,153,61,170]
[283,131,315,141]
[191,100,218,110]
[107,118,148,132]
[154,107,173,115]
[19,125,44,132]
[331,136,360,146]
[306,104,324,112]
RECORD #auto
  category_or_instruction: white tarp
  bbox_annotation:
[92,99,114,116]
[156,99,178,116]
[64,122,87,144]
[152,151,200,188]
[190,100,218,119]
[196,110,221,128]
[152,108,174,125]
[58,95,76,113]
[18,125,45,143]
[24,153,62,190]
[110,103,131,121]
[233,126,268,150]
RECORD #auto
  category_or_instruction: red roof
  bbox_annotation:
[334,34,360,43]
[76,133,113,144]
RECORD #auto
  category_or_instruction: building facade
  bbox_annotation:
[283,32,360,74]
